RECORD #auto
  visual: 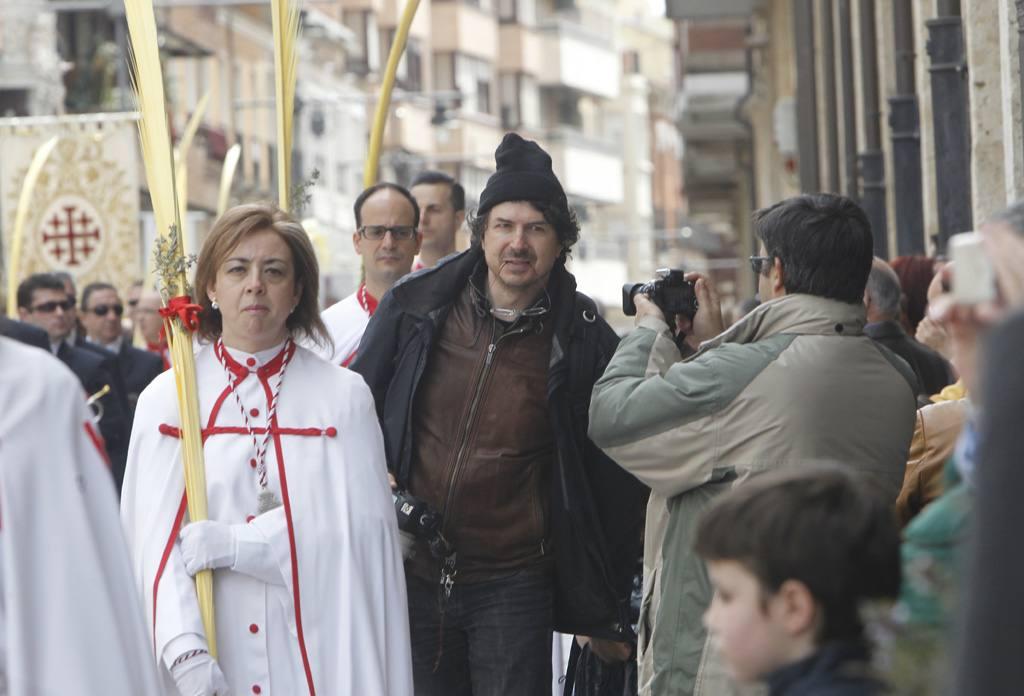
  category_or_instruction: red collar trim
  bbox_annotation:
[358,284,379,316]
[214,339,296,381]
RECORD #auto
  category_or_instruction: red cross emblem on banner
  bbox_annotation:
[37,196,105,271]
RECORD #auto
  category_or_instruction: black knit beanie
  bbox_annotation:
[477,133,569,218]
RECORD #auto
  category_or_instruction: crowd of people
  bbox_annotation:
[1,131,1022,695]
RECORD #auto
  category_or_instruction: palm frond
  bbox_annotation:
[272,0,302,211]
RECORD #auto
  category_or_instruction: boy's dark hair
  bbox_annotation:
[695,467,901,644]
[353,182,420,229]
[754,194,874,304]
[465,199,580,261]
[410,170,466,212]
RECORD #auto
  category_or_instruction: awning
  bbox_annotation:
[665,0,760,20]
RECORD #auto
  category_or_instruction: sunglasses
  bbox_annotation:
[89,303,125,317]
[749,256,773,275]
[31,299,74,313]
[359,225,417,241]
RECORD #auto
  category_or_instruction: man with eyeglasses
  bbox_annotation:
[319,182,421,366]
[80,281,163,416]
[588,193,919,696]
[17,273,131,490]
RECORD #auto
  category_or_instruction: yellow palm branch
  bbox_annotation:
[6,136,59,318]
[173,90,211,255]
[123,0,217,658]
[272,0,302,211]
[217,143,242,217]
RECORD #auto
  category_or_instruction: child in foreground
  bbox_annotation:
[694,468,901,695]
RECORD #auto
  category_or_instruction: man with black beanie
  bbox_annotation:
[352,133,647,695]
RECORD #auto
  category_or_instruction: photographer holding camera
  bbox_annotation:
[589,193,919,696]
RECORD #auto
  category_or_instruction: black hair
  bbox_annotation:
[754,194,874,304]
[695,467,901,644]
[353,182,421,229]
[465,200,581,261]
[17,273,67,310]
[410,170,466,212]
[80,281,118,311]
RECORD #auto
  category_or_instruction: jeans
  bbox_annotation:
[406,566,554,696]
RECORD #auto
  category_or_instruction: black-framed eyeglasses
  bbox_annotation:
[30,299,74,313]
[749,256,773,275]
[89,303,124,317]
[359,225,417,241]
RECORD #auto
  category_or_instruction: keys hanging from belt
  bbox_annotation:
[439,552,457,601]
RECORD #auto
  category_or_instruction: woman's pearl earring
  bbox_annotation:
[211,300,219,310]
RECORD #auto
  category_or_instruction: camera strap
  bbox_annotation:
[432,551,459,672]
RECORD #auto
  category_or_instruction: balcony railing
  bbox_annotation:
[536,13,618,99]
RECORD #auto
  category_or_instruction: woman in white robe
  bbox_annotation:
[0,337,162,696]
[121,203,412,696]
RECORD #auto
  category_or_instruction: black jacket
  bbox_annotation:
[116,341,164,410]
[80,338,164,414]
[352,248,648,639]
[955,310,1024,694]
[57,341,131,490]
[766,642,884,696]
[0,317,49,350]
[865,320,953,399]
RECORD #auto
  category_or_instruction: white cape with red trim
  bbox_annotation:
[0,338,162,696]
[317,291,370,366]
[121,342,412,696]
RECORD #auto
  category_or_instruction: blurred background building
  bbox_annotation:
[5,0,1022,325]
[670,0,1024,268]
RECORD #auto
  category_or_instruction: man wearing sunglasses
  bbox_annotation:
[17,273,131,490]
[319,182,421,366]
[589,193,920,696]
[80,281,163,417]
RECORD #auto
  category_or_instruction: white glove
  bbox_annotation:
[180,518,286,585]
[180,521,236,576]
[170,652,230,696]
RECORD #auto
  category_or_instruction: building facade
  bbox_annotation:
[2,0,687,314]
[670,0,1024,263]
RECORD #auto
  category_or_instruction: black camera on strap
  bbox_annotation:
[393,489,458,597]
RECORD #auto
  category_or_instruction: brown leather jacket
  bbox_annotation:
[408,280,556,582]
[895,397,967,526]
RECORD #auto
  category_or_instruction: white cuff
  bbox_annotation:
[161,633,208,671]
[636,315,671,335]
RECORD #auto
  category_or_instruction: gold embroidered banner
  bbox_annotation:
[0,113,141,296]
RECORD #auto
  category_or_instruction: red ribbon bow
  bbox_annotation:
[159,295,204,333]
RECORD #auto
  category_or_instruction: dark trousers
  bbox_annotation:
[406,566,554,696]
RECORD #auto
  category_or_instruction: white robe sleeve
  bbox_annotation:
[121,372,206,676]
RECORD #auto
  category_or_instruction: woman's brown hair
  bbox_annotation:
[193,203,330,349]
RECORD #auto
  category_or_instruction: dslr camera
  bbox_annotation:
[393,488,455,563]
[622,269,698,325]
